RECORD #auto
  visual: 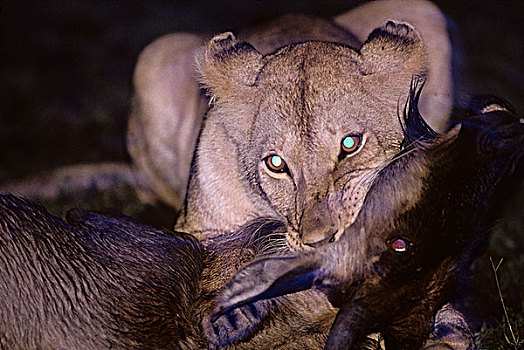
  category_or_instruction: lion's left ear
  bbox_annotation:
[198,32,264,103]
[360,20,427,78]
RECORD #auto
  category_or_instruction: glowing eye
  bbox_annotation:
[341,135,361,154]
[391,238,407,252]
[265,155,287,173]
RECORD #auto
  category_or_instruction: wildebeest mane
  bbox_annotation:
[397,76,439,158]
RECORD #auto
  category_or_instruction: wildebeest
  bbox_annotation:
[209,89,524,350]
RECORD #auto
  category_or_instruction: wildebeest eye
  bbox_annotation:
[340,135,362,157]
[387,237,413,253]
[264,155,288,173]
[392,238,407,252]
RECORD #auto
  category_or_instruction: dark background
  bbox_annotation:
[1,0,522,346]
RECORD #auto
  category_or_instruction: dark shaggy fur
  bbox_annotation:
[0,196,333,350]
[210,92,524,350]
[0,195,206,349]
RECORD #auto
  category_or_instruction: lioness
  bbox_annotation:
[128,1,472,348]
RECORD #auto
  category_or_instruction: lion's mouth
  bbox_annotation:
[286,227,344,252]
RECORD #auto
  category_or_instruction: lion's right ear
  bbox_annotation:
[198,32,263,103]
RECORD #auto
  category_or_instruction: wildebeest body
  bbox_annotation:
[0,197,334,350]
[0,196,205,349]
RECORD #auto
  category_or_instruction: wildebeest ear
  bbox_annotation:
[211,256,318,321]
[198,32,263,103]
[360,21,427,77]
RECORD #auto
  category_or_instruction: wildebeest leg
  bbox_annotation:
[422,304,475,350]
[324,302,369,350]
[381,304,474,350]
[206,256,318,348]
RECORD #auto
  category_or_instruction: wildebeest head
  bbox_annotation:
[210,83,524,349]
